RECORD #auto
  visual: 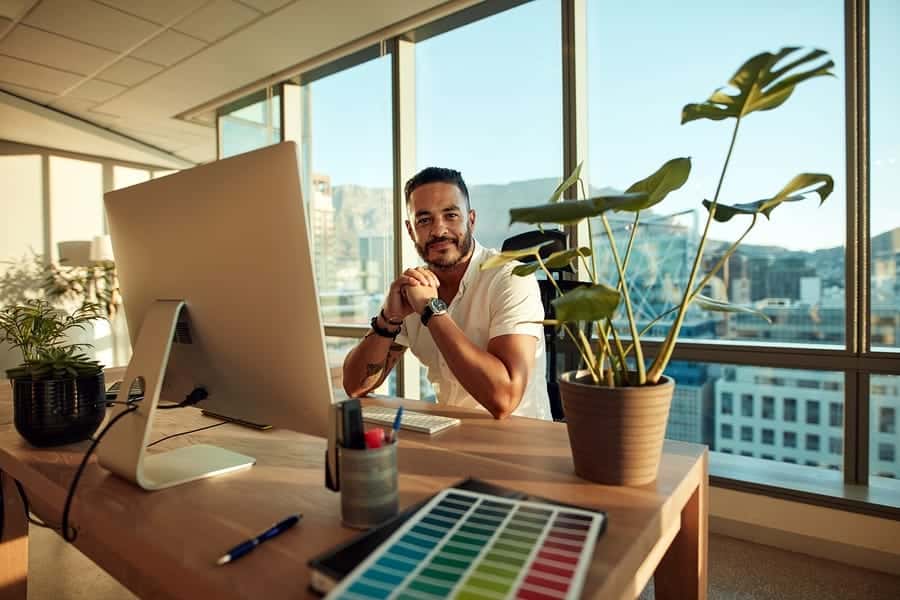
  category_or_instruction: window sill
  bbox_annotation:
[710,452,900,520]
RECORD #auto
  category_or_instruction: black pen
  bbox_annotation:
[216,513,302,566]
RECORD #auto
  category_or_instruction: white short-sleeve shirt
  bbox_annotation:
[396,241,552,421]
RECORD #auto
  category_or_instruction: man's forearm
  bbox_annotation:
[342,334,404,398]
[426,316,524,419]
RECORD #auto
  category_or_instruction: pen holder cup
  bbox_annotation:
[339,442,399,529]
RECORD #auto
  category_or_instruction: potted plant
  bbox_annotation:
[482,47,835,485]
[0,299,106,447]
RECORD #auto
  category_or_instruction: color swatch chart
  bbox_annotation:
[327,488,605,600]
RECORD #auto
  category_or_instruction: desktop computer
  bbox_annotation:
[98,141,335,490]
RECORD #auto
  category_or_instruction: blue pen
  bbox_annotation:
[216,514,302,565]
[391,406,404,443]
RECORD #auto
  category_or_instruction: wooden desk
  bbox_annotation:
[0,380,707,600]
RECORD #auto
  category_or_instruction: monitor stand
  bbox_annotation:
[97,300,255,491]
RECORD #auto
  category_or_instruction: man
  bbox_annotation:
[342,167,551,420]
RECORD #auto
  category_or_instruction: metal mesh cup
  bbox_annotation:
[339,442,399,529]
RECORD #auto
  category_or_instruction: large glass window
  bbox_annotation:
[586,0,845,345]
[296,55,394,325]
[870,375,900,480]
[219,89,281,158]
[870,0,900,350]
[415,0,562,252]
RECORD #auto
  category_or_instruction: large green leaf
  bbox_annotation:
[625,157,692,210]
[545,247,592,270]
[682,47,834,124]
[549,162,583,204]
[703,173,833,222]
[509,192,648,225]
[694,295,772,324]
[551,284,620,323]
[479,241,554,271]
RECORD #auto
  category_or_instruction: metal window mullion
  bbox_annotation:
[392,38,420,399]
[561,0,589,266]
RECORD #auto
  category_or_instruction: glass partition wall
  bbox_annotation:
[217,0,900,508]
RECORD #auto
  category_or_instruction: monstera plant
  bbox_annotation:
[482,47,835,485]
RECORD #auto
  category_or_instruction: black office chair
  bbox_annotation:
[501,230,586,422]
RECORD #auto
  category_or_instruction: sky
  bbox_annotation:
[294,0,898,253]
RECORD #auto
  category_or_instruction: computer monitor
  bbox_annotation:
[97,142,335,490]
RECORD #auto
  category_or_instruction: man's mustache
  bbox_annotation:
[426,237,458,250]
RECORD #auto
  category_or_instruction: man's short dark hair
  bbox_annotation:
[404,167,469,208]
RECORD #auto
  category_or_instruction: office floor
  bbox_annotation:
[26,526,900,599]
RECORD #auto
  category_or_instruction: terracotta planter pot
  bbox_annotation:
[560,371,674,486]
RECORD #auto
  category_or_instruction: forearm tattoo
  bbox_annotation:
[360,343,405,392]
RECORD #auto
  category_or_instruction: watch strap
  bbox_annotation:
[370,315,400,339]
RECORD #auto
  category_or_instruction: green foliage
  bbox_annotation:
[482,46,835,386]
[0,299,104,380]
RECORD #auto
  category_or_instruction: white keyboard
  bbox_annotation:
[362,406,461,435]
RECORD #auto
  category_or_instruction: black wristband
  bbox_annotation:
[380,308,403,326]
[370,315,401,339]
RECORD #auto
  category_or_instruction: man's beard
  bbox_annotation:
[416,229,474,270]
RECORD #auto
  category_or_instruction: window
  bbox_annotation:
[783,457,797,464]
[721,392,734,415]
[741,394,754,418]
[762,429,774,445]
[762,396,775,420]
[806,400,820,425]
[783,431,797,448]
[740,451,754,458]
[829,437,842,455]
[586,0,845,346]
[416,0,562,252]
[783,398,797,422]
[806,434,820,452]
[879,444,896,463]
[721,448,733,454]
[721,423,733,439]
[741,426,753,442]
[829,402,843,428]
[219,88,281,158]
[762,454,775,461]
[881,407,897,434]
[805,460,819,467]
[295,54,394,326]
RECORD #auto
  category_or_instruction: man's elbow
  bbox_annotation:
[485,388,521,420]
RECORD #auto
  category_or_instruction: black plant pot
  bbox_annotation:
[12,373,107,447]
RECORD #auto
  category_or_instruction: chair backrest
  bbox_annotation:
[501,229,583,421]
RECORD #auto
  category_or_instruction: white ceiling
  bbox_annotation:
[0,0,453,168]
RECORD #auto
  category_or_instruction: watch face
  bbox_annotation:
[429,298,448,313]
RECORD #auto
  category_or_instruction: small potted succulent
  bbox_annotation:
[482,47,835,485]
[1,299,106,446]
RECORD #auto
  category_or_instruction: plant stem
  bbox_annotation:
[535,252,600,382]
[688,215,757,301]
[648,117,743,382]
[600,214,645,384]
[578,179,599,283]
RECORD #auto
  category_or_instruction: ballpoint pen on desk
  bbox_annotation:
[216,513,302,566]
[389,406,404,443]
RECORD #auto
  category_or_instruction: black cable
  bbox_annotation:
[156,387,208,410]
[147,422,227,447]
[14,479,61,530]
[61,404,138,542]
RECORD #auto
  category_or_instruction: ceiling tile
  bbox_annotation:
[130,29,205,66]
[0,24,118,76]
[94,0,206,25]
[173,0,259,43]
[0,54,82,93]
[0,82,58,104]
[0,0,31,20]
[237,0,294,13]
[96,55,163,86]
[66,77,126,102]
[24,0,160,52]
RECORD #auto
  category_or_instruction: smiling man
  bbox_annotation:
[342,167,551,420]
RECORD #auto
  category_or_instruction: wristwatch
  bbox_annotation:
[421,297,448,327]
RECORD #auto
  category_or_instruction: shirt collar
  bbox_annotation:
[454,239,486,302]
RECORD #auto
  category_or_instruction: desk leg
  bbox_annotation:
[654,466,708,600]
[0,472,28,600]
